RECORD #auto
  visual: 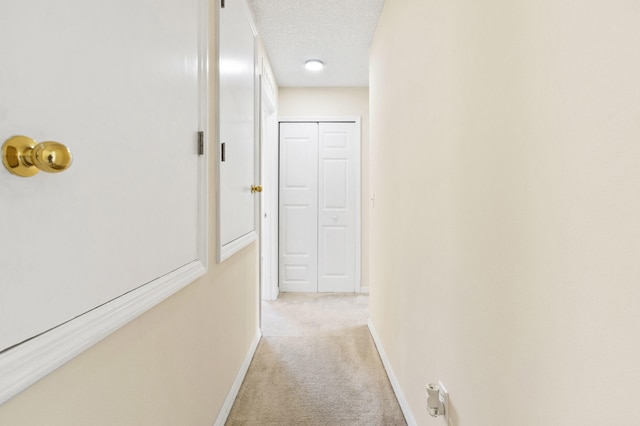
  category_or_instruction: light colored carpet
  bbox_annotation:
[225,293,407,426]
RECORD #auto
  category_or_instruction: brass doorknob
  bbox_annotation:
[251,185,263,193]
[2,135,73,177]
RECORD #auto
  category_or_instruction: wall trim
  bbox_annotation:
[368,319,417,426]
[279,115,359,123]
[219,231,258,262]
[0,260,207,405]
[213,329,262,426]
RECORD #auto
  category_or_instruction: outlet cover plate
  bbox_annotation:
[438,381,449,424]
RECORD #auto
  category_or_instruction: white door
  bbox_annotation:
[218,0,257,261]
[317,123,357,292]
[279,121,358,293]
[0,0,203,352]
[279,123,318,292]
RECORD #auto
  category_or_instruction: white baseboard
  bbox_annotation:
[213,328,262,426]
[368,319,417,426]
[359,287,370,294]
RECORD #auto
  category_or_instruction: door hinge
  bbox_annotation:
[221,0,225,8]
[197,131,204,156]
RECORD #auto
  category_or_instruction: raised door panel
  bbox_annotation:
[279,122,318,292]
[317,122,357,292]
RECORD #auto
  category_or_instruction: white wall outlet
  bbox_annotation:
[427,381,450,421]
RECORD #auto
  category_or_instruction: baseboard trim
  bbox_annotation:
[213,328,261,426]
[368,319,417,426]
[359,287,370,294]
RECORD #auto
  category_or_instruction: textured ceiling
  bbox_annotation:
[247,0,385,87]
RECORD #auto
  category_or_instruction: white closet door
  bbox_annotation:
[279,123,318,292]
[317,123,357,292]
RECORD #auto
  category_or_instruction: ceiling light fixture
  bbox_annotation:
[305,59,324,71]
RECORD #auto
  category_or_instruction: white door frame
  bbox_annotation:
[259,70,278,301]
[278,116,362,293]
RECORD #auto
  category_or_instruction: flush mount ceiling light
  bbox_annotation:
[305,59,324,71]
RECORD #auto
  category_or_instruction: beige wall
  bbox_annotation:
[279,88,371,290]
[0,2,262,424]
[369,0,640,425]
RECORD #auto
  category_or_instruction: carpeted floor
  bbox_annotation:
[225,293,407,426]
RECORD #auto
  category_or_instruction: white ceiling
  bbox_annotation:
[246,0,385,87]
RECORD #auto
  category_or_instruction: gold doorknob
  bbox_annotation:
[251,185,263,193]
[2,135,73,177]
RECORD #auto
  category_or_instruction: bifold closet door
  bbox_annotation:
[279,121,357,293]
[279,122,319,292]
[317,123,356,292]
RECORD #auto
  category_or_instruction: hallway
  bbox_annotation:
[226,294,406,425]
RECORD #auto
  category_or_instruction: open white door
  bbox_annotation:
[0,0,207,403]
[217,0,258,261]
